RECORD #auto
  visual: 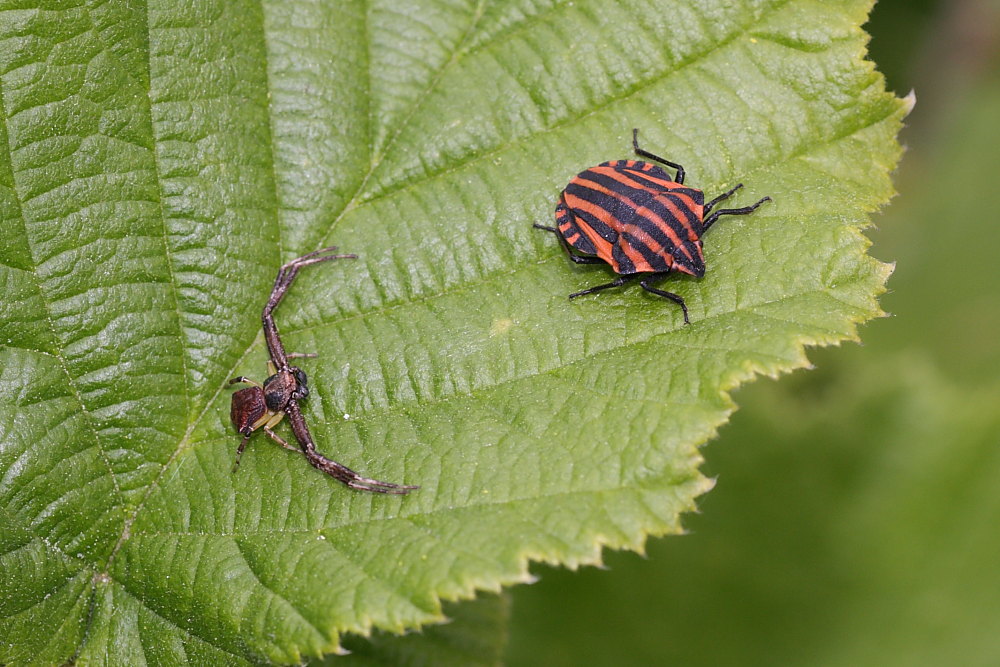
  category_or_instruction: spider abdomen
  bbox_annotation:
[231,387,266,436]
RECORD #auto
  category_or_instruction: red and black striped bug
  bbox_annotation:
[534,128,771,324]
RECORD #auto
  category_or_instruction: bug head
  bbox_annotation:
[670,241,706,278]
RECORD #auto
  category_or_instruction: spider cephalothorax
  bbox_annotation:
[263,365,309,408]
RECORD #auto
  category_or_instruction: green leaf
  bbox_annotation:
[0,0,903,663]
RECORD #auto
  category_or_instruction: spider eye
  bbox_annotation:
[294,368,308,387]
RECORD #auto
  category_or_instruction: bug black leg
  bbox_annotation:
[704,183,743,215]
[229,376,262,388]
[533,223,605,265]
[639,276,690,324]
[702,196,772,232]
[632,128,685,184]
[569,274,639,298]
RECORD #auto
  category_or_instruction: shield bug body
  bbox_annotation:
[535,129,771,323]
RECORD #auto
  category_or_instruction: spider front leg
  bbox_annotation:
[283,400,419,495]
[262,247,356,368]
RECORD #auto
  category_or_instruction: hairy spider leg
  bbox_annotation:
[284,401,419,494]
[262,247,356,368]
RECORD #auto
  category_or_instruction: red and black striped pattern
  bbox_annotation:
[536,128,771,324]
[555,159,706,277]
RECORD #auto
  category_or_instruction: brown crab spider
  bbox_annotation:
[228,247,419,495]
[229,359,312,469]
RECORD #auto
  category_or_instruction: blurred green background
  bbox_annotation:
[505,1,1000,664]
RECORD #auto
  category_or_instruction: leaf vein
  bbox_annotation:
[313,0,488,251]
[340,0,796,210]
[230,536,330,646]
[0,64,125,523]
